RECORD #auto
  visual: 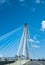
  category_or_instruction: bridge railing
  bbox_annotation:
[0,57,15,62]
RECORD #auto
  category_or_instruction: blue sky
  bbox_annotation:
[0,0,45,59]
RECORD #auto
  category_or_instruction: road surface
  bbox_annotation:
[0,60,45,65]
[24,61,45,65]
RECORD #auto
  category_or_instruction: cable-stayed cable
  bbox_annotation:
[0,27,23,57]
[0,34,15,53]
[2,36,18,57]
[4,38,20,57]
[0,26,23,52]
[0,32,15,47]
[0,26,23,41]
[0,28,22,52]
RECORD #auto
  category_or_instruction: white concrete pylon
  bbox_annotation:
[16,24,30,60]
[16,31,24,57]
[22,24,30,59]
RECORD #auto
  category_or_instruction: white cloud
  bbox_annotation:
[29,39,35,43]
[32,45,40,48]
[35,0,45,4]
[36,40,40,43]
[33,35,40,43]
[28,36,40,48]
[35,0,41,4]
[29,38,40,44]
[41,20,45,31]
[42,21,45,28]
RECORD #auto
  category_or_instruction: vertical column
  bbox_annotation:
[22,23,30,60]
[25,24,29,59]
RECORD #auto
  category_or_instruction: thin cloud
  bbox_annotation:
[32,45,40,48]
[0,0,11,6]
[19,0,25,2]
[33,35,37,40]
[35,0,44,4]
[29,39,35,43]
[19,0,26,6]
[29,38,40,44]
[0,0,6,5]
[35,0,41,4]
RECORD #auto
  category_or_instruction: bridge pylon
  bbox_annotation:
[16,23,30,60]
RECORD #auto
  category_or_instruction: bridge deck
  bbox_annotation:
[6,60,29,65]
[0,60,45,65]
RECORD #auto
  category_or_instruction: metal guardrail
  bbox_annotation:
[0,57,15,62]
